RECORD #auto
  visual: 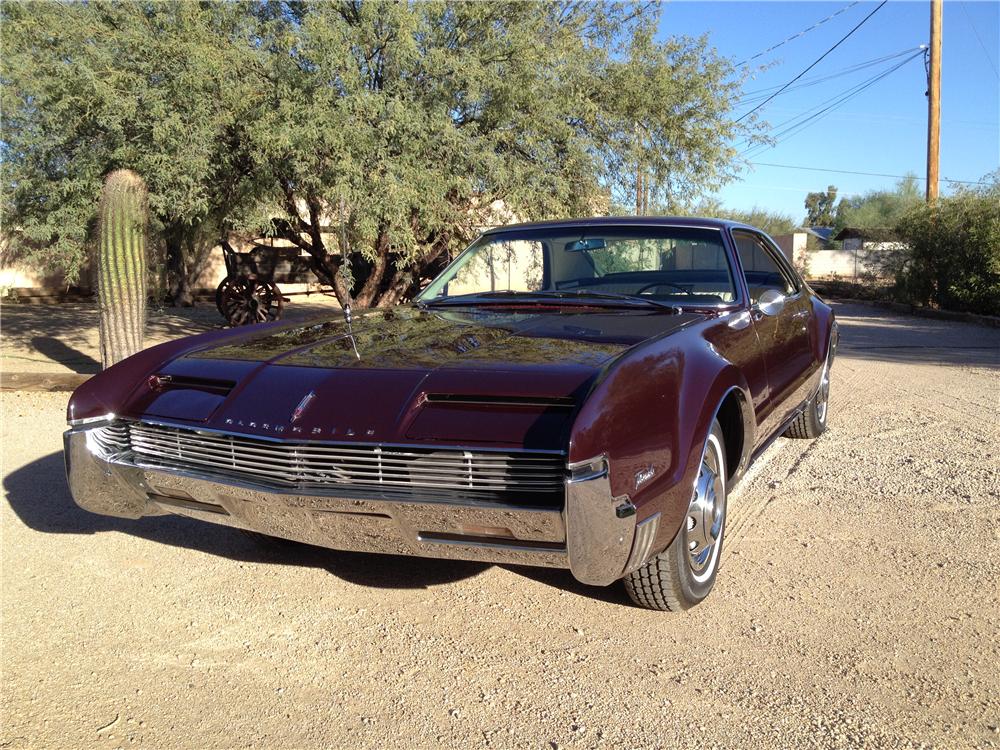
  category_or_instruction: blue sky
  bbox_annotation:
[658,0,999,222]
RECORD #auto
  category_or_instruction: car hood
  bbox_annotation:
[121,306,702,448]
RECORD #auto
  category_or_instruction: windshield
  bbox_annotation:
[417,226,737,307]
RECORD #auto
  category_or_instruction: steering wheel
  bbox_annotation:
[635,281,692,296]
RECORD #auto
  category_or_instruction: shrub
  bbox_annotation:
[893,182,1000,316]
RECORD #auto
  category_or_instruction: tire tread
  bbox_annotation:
[624,554,688,611]
[784,408,816,439]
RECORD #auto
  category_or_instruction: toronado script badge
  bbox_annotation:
[290,390,317,423]
[635,465,655,490]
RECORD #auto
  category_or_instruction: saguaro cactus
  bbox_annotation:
[97,169,148,369]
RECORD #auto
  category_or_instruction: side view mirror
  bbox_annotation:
[755,289,785,317]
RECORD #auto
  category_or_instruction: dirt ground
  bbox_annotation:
[1,301,998,749]
[1,296,343,376]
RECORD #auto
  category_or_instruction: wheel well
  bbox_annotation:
[715,391,745,482]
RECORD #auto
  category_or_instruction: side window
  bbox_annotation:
[733,231,797,304]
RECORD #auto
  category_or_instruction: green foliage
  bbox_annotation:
[97,170,148,368]
[892,175,1000,316]
[834,175,923,233]
[1,1,255,301]
[2,1,757,308]
[803,186,839,227]
[682,199,798,237]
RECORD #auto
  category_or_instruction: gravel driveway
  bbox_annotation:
[2,302,998,749]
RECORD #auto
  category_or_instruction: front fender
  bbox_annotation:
[566,316,755,575]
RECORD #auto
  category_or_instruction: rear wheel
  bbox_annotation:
[624,420,728,611]
[785,344,833,439]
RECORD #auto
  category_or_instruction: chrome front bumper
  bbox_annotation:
[64,426,647,585]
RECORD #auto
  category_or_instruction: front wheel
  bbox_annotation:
[624,420,728,611]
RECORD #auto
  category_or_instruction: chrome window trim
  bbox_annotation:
[754,230,806,293]
[728,227,805,307]
[420,224,744,309]
[484,222,735,235]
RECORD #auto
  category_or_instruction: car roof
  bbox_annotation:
[481,216,758,235]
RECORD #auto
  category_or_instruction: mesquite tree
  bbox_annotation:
[2,1,761,309]
[97,170,148,369]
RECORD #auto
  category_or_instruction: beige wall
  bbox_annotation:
[0,262,93,295]
[771,232,807,265]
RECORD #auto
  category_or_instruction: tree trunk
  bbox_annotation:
[164,227,194,307]
[354,231,390,308]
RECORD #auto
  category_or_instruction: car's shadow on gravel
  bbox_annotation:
[502,565,637,607]
[4,451,488,590]
[7,452,632,605]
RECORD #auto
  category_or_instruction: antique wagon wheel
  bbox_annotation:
[215,276,237,316]
[219,278,284,326]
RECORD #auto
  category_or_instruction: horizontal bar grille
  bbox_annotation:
[101,422,566,504]
[89,423,131,455]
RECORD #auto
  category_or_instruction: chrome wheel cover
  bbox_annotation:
[816,355,832,424]
[685,433,725,582]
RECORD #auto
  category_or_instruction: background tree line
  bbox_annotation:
[802,173,1000,316]
[2,0,759,308]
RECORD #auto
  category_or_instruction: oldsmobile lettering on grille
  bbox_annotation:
[222,417,376,438]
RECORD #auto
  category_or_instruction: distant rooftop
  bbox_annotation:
[799,226,836,242]
[833,227,900,242]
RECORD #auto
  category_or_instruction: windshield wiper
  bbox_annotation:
[417,291,523,308]
[536,290,679,311]
[419,289,678,312]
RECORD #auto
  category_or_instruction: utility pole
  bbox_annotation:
[926,0,942,202]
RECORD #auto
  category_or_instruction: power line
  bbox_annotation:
[752,51,923,139]
[737,46,924,105]
[742,54,918,155]
[742,50,923,157]
[960,1,999,80]
[749,161,985,186]
[735,1,862,67]
[736,0,888,124]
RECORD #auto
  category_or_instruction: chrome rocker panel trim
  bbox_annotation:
[65,429,641,583]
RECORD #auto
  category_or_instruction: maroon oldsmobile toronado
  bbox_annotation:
[65,218,837,611]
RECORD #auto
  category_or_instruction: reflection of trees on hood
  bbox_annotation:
[193,308,627,370]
